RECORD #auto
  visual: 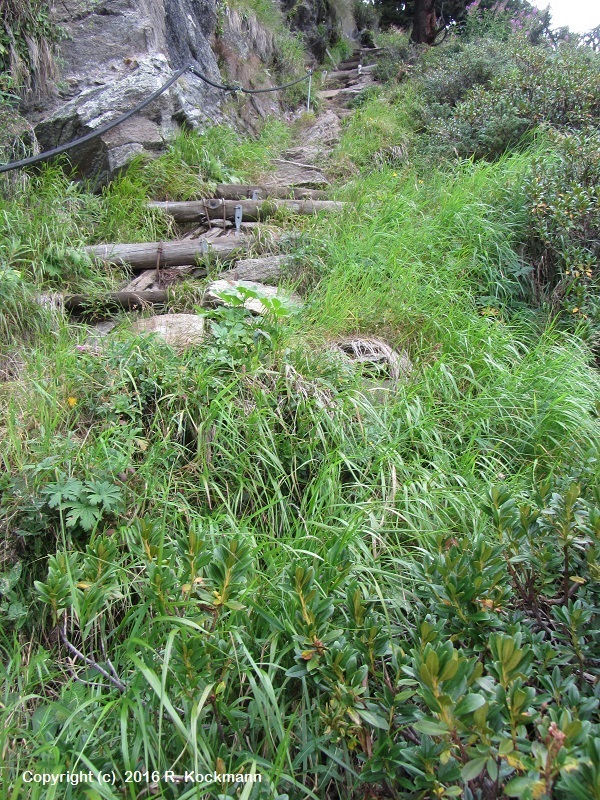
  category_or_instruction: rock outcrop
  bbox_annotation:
[279,0,356,61]
[28,0,302,182]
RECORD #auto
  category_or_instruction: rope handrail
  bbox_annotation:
[188,65,313,94]
[0,63,313,174]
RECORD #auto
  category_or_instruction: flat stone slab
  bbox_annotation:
[269,162,329,188]
[318,89,341,100]
[302,110,342,147]
[218,255,287,284]
[130,313,205,348]
[204,279,302,315]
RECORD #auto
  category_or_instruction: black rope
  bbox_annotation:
[186,65,241,92]
[189,66,312,94]
[242,71,312,94]
[0,63,192,174]
[0,63,313,174]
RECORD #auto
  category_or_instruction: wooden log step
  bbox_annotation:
[85,234,245,271]
[148,198,343,224]
[64,290,169,312]
[215,184,327,200]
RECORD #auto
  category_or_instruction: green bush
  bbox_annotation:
[523,128,600,338]
[19,468,600,798]
[461,2,554,46]
[418,38,514,108]
[354,0,379,31]
[374,29,414,83]
[421,39,600,161]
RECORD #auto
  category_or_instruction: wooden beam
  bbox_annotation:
[149,198,343,223]
[85,236,244,270]
[64,290,170,311]
[215,184,327,200]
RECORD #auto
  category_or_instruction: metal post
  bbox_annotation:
[234,204,243,235]
[306,71,312,114]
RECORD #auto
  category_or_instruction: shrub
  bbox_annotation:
[418,37,514,108]
[523,128,600,339]
[354,0,379,32]
[421,39,600,161]
[374,28,414,82]
[462,2,555,45]
[23,469,600,798]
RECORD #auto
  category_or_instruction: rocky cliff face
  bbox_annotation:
[29,0,300,182]
[279,0,355,61]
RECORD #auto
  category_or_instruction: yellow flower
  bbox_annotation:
[67,397,77,407]
[392,172,398,177]
[572,307,579,314]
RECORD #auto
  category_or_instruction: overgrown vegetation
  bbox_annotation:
[221,0,308,104]
[1,5,600,800]
[0,0,60,97]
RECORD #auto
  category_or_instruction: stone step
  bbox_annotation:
[320,79,376,106]
[204,279,302,315]
[269,161,329,189]
[218,255,287,284]
[318,89,342,100]
[323,69,357,88]
[338,59,361,70]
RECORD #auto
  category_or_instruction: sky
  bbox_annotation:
[529,0,600,33]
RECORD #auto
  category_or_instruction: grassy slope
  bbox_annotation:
[0,47,599,800]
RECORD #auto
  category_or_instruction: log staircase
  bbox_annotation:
[69,47,381,317]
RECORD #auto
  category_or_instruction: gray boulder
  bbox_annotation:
[30,0,289,182]
[204,279,302,314]
[130,312,205,348]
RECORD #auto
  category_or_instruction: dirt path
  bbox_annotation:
[74,46,381,340]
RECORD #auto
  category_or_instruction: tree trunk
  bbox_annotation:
[411,0,438,44]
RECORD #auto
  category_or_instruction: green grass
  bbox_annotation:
[1,33,600,800]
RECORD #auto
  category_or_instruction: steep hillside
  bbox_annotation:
[3,0,354,181]
[1,4,600,800]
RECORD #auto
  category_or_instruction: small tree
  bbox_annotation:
[582,25,600,52]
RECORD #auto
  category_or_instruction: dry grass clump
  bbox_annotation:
[331,336,412,382]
